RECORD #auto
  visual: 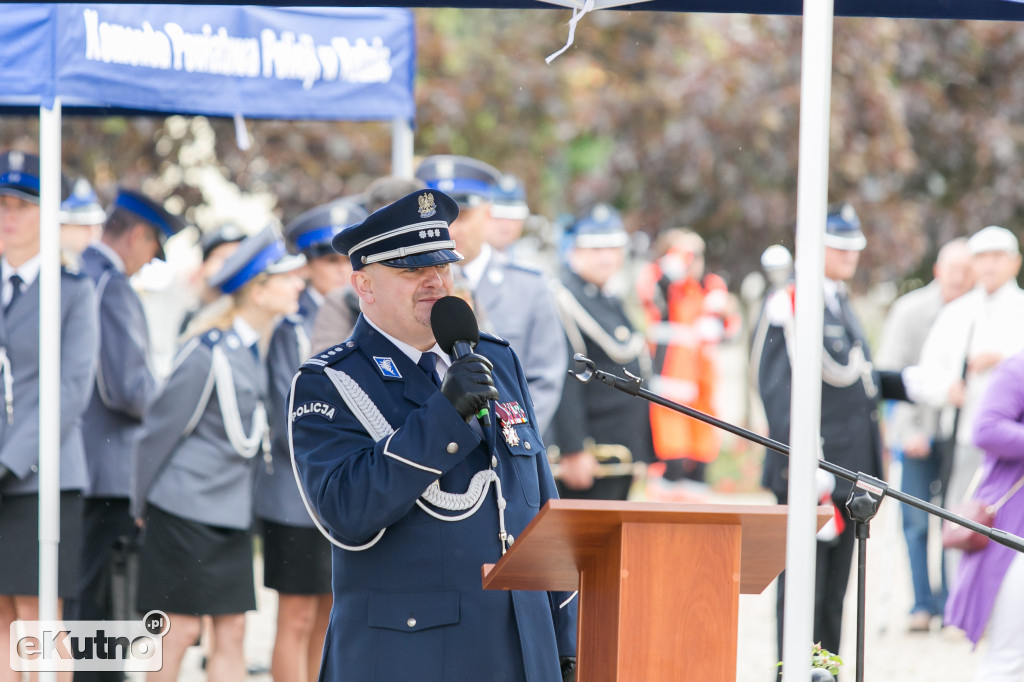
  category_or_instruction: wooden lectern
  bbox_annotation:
[482,500,829,682]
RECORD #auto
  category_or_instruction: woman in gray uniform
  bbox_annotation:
[132,225,304,682]
[256,199,364,682]
[0,151,97,682]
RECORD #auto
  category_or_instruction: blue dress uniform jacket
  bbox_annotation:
[290,316,577,682]
[476,250,567,436]
[132,327,266,530]
[255,287,319,526]
[80,244,157,498]
[0,267,98,494]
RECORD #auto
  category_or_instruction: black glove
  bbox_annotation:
[560,656,576,682]
[440,353,499,422]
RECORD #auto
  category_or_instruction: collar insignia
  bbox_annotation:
[374,356,402,378]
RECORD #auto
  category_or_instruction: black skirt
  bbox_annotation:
[136,505,255,616]
[0,491,83,597]
[261,520,332,595]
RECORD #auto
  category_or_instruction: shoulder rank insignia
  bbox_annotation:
[374,356,402,378]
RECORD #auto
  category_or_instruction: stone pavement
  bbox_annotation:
[165,486,981,682]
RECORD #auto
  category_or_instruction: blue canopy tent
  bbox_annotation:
[0,6,414,670]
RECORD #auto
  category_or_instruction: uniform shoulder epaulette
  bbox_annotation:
[301,340,356,373]
[60,261,85,278]
[764,285,796,326]
[505,261,544,276]
[479,331,510,347]
[199,327,226,349]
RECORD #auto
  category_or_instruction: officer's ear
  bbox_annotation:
[351,268,375,305]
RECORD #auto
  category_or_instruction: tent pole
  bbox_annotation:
[38,97,63,682]
[782,2,833,681]
[391,117,415,178]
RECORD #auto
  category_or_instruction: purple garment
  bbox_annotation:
[945,350,1024,644]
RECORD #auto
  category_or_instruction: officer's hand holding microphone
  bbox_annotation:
[441,353,499,423]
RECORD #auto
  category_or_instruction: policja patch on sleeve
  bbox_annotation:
[292,401,338,422]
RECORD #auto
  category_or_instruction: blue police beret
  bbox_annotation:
[415,155,501,208]
[824,203,866,252]
[208,225,306,294]
[332,189,463,270]
[572,204,628,249]
[0,150,71,205]
[286,198,369,258]
[490,174,529,220]
[60,178,107,226]
[111,188,187,260]
[199,222,246,261]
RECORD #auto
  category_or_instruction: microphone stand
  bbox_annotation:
[568,354,1024,682]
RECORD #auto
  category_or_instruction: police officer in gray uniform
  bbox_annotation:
[256,198,365,682]
[73,187,186,681]
[0,151,99,630]
[416,155,567,434]
[132,226,305,682]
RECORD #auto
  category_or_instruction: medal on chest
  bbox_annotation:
[495,400,528,448]
[501,420,520,447]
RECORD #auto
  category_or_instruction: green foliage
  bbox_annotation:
[811,643,844,675]
[5,10,1024,289]
[775,643,843,676]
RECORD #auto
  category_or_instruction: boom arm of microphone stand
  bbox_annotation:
[568,353,1024,554]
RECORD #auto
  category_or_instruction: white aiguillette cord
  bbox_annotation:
[546,0,596,64]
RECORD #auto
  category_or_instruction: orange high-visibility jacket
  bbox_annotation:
[638,264,738,462]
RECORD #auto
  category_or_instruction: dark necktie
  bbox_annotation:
[418,351,442,388]
[5,274,23,315]
[836,291,861,341]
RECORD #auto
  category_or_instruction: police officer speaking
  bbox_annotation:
[289,189,577,681]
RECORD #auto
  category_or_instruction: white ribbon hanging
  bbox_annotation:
[233,112,251,151]
[546,0,596,64]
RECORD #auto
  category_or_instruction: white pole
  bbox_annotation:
[390,117,414,178]
[38,98,62,682]
[782,2,834,681]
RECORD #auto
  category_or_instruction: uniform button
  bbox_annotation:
[507,534,515,546]
[30,465,38,473]
[446,442,459,454]
[524,442,531,450]
[491,456,498,467]
[346,341,354,347]
[406,617,417,628]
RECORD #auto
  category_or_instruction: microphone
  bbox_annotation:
[430,296,492,427]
